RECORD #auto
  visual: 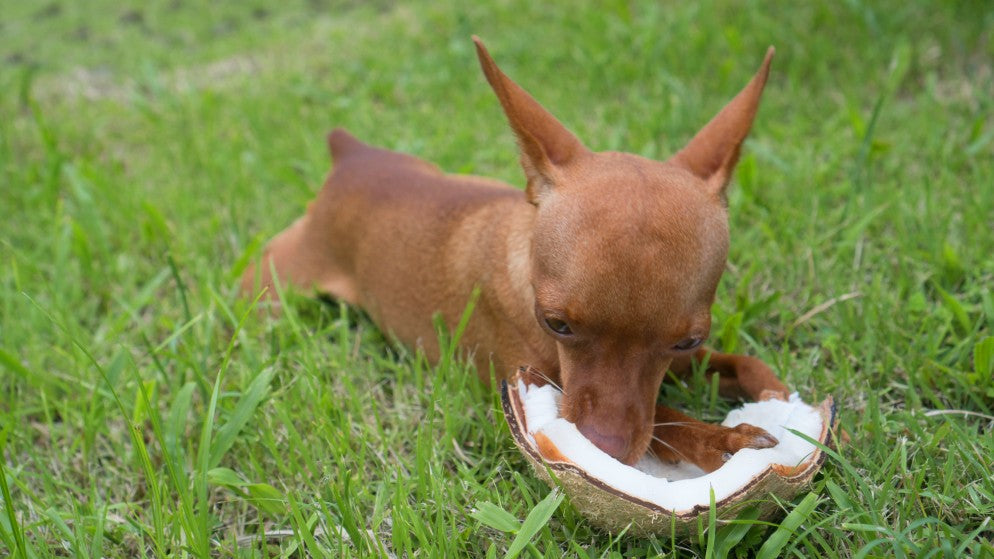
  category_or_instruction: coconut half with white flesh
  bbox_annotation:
[501,366,837,536]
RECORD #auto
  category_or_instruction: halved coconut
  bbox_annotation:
[501,366,837,536]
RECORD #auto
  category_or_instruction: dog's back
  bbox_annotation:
[245,128,552,375]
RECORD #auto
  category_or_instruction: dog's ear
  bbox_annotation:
[671,47,774,200]
[473,36,589,204]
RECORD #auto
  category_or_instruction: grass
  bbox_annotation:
[1,0,993,556]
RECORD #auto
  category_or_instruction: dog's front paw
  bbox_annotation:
[699,423,778,472]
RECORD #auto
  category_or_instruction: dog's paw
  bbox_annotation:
[699,423,778,472]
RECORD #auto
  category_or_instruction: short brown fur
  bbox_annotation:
[242,38,789,469]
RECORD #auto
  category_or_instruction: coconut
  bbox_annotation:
[501,366,837,536]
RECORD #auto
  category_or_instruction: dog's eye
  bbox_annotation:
[544,317,573,336]
[673,337,703,351]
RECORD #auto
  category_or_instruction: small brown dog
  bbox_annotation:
[242,37,789,472]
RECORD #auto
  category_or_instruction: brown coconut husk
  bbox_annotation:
[501,366,838,537]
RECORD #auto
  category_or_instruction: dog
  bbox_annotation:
[242,37,790,472]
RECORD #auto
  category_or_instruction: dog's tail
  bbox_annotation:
[326,127,365,161]
[325,126,443,175]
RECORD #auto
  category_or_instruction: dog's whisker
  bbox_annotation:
[650,435,691,463]
[645,445,662,462]
[530,370,564,393]
[652,421,712,429]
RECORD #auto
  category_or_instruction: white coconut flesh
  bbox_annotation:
[510,378,832,516]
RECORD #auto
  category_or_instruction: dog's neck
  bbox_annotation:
[505,206,535,310]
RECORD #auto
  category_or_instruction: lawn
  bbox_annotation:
[1,0,992,557]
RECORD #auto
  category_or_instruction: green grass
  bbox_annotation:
[2,0,993,556]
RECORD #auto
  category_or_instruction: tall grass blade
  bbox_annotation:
[505,489,564,559]
[756,492,819,559]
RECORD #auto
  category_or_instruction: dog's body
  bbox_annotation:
[243,38,789,471]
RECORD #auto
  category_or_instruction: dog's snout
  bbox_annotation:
[578,424,628,459]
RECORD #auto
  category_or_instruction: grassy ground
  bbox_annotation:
[2,0,993,557]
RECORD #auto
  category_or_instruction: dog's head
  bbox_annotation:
[474,37,772,464]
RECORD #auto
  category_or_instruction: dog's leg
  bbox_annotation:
[670,348,790,402]
[650,349,788,472]
[650,404,778,473]
[241,211,358,305]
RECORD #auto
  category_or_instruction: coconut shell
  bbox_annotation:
[501,366,838,537]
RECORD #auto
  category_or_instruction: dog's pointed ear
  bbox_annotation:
[473,36,588,203]
[671,47,774,200]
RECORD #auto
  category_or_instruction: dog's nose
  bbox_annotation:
[579,424,628,459]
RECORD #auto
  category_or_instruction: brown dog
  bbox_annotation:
[242,37,789,472]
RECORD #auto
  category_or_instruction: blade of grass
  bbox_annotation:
[23,295,169,557]
[704,487,717,559]
[756,492,820,559]
[504,488,564,559]
[471,501,521,533]
[713,507,761,559]
[0,444,29,559]
[208,366,274,468]
[194,366,223,557]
